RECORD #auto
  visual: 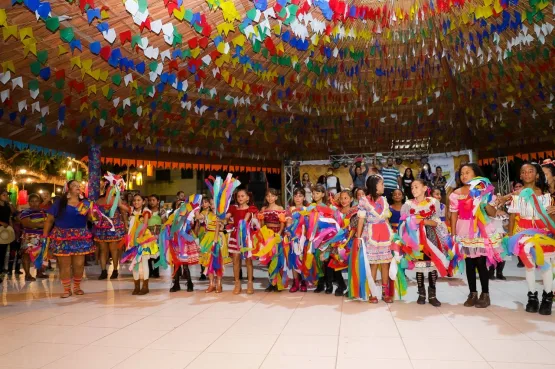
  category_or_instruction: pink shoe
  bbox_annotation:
[300,280,307,292]
[289,280,299,293]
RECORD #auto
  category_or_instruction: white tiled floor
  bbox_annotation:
[0,261,553,369]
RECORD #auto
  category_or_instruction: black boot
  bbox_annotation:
[98,270,108,280]
[417,287,426,305]
[239,268,244,280]
[314,277,325,293]
[324,266,333,294]
[169,267,181,293]
[496,261,506,280]
[265,284,276,292]
[526,291,540,313]
[517,257,525,268]
[150,258,160,278]
[199,265,207,281]
[488,266,496,280]
[183,266,194,292]
[416,272,426,304]
[334,271,346,297]
[539,291,553,316]
[428,286,441,307]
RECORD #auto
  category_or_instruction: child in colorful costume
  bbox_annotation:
[200,174,241,293]
[226,189,258,295]
[285,188,309,293]
[307,184,341,294]
[19,193,47,281]
[195,196,211,280]
[122,194,159,295]
[351,175,393,303]
[507,162,554,315]
[147,194,167,278]
[449,165,503,308]
[328,189,357,297]
[400,179,449,306]
[255,188,287,292]
[159,195,202,293]
[93,172,128,280]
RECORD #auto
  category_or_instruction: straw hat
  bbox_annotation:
[0,225,15,244]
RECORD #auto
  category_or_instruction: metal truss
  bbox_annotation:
[283,163,295,205]
[497,156,510,195]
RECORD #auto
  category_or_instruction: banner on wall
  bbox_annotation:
[428,150,473,189]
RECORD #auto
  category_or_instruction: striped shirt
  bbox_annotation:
[381,166,400,190]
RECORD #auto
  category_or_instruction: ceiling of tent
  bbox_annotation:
[0,0,553,162]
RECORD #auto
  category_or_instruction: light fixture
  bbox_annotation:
[72,168,76,172]
[56,188,61,193]
[26,178,32,183]
[139,165,143,169]
[38,189,43,194]
[62,170,66,174]
[0,179,3,183]
[12,180,16,184]
[81,181,86,185]
[19,169,27,174]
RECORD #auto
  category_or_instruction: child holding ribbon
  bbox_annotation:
[93,173,128,280]
[285,188,309,293]
[122,194,159,295]
[401,179,449,307]
[226,189,258,295]
[449,164,502,308]
[352,175,394,303]
[162,195,202,293]
[507,162,554,315]
[257,188,286,292]
[200,175,240,293]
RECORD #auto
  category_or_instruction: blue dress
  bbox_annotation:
[389,207,401,232]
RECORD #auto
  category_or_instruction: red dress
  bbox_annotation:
[227,205,258,254]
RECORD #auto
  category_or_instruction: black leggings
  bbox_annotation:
[0,243,8,273]
[465,256,489,293]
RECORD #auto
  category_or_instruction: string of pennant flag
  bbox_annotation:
[0,0,553,160]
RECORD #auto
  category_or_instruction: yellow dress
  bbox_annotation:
[126,209,159,259]
[199,211,231,267]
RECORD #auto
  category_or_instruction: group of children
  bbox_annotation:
[26,163,554,316]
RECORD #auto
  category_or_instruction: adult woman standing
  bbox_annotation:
[43,180,95,298]
[401,168,415,199]
[0,189,13,282]
[301,173,313,203]
[19,193,48,280]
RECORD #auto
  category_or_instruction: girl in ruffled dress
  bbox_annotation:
[285,188,308,293]
[402,179,449,306]
[226,189,258,295]
[93,173,128,280]
[507,163,554,315]
[147,194,167,278]
[355,175,395,303]
[258,188,286,292]
[123,194,159,295]
[449,164,502,308]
